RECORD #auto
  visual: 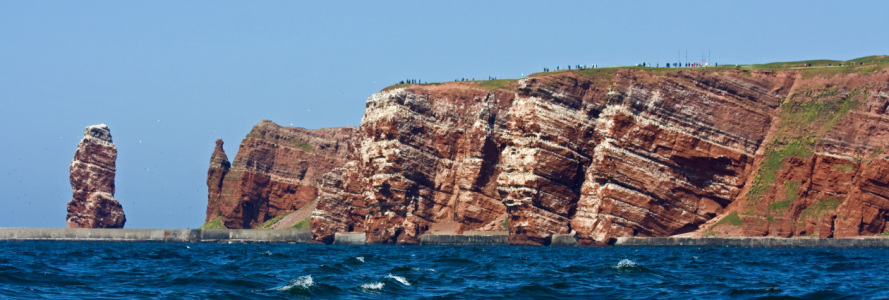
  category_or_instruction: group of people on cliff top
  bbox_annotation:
[639,62,716,68]
[452,76,500,82]
[542,64,598,72]
[398,79,424,85]
[541,62,721,72]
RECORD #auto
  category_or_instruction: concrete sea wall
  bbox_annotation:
[333,232,366,245]
[5,228,889,248]
[420,233,508,246]
[0,228,310,243]
[614,237,889,248]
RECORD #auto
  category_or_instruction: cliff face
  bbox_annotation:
[311,60,889,245]
[706,69,889,238]
[206,121,358,229]
[312,85,514,243]
[67,124,126,228]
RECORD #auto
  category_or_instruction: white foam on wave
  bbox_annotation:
[387,274,411,286]
[276,275,314,291]
[615,259,639,268]
[357,256,365,263]
[360,282,384,290]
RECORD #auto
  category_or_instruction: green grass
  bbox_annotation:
[746,140,814,201]
[290,217,311,230]
[769,200,791,211]
[746,59,843,70]
[501,216,509,229]
[475,79,517,91]
[783,181,801,202]
[801,64,884,79]
[778,89,862,139]
[375,55,887,92]
[746,87,865,201]
[379,81,446,93]
[199,216,226,229]
[832,164,854,173]
[713,211,744,227]
[736,55,889,78]
[292,140,315,153]
[570,67,620,80]
[380,83,411,92]
[800,197,841,219]
[770,181,802,211]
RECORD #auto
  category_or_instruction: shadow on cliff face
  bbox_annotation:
[473,137,502,188]
[672,156,736,189]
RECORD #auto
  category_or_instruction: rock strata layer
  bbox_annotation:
[66,124,126,228]
[206,121,358,229]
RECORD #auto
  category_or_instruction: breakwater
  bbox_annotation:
[0,228,311,243]
[5,228,889,248]
[420,233,508,246]
[614,237,889,248]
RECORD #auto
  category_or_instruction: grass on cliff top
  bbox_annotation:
[379,82,445,93]
[741,55,889,78]
[474,79,518,91]
[379,78,516,93]
[199,216,226,229]
[376,55,887,92]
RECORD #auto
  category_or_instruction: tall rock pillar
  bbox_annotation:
[205,139,230,224]
[66,124,126,228]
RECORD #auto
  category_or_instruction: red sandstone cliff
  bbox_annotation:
[66,124,126,228]
[205,121,358,229]
[309,57,889,245]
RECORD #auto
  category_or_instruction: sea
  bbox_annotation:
[1,241,886,299]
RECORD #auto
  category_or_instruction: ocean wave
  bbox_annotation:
[615,259,638,268]
[360,282,384,291]
[387,274,411,286]
[275,275,313,291]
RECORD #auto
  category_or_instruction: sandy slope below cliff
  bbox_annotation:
[271,200,318,229]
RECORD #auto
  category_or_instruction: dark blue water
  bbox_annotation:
[1,241,886,299]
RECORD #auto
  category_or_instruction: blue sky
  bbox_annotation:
[1,1,887,228]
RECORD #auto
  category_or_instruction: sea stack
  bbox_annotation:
[66,124,126,228]
[205,139,231,225]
